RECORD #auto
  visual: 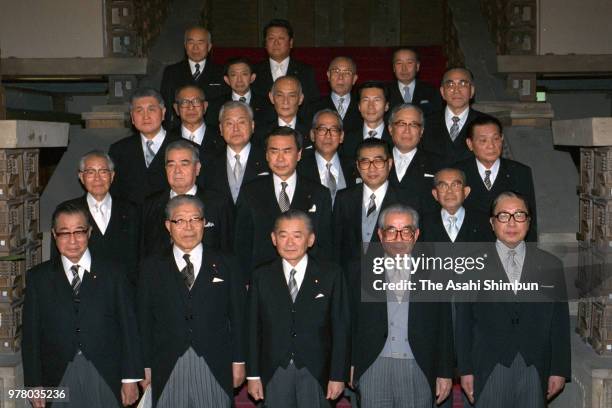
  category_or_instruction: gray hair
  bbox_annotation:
[184,25,212,44]
[219,100,254,123]
[271,75,303,96]
[129,87,165,110]
[377,204,420,230]
[165,140,200,164]
[388,103,425,129]
[78,150,115,172]
[273,209,314,234]
[433,167,467,186]
[328,56,357,73]
[311,109,343,131]
[165,194,205,220]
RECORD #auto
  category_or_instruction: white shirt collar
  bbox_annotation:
[86,193,112,211]
[363,181,388,209]
[476,158,501,185]
[62,248,92,283]
[232,90,252,103]
[270,57,290,79]
[444,106,470,131]
[282,254,308,291]
[314,151,341,180]
[227,143,251,166]
[278,116,297,129]
[188,59,207,75]
[397,80,416,101]
[140,128,166,155]
[392,146,417,181]
[173,243,203,280]
[181,123,206,146]
[170,184,197,199]
[441,206,465,226]
[363,122,385,139]
[273,172,297,203]
[331,92,350,106]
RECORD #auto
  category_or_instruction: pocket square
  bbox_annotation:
[305,145,313,149]
[540,285,555,288]
[315,293,325,299]
[308,204,317,213]
[424,173,434,178]
[212,277,224,283]
[258,171,269,176]
[420,100,429,104]
[355,177,363,184]
[204,221,215,228]
[209,83,222,86]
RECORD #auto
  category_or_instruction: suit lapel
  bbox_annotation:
[292,177,313,211]
[52,258,75,302]
[294,259,319,306]
[169,255,189,309]
[272,259,294,306]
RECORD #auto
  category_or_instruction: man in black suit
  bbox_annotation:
[109,87,182,205]
[200,101,268,206]
[141,140,232,258]
[333,138,416,271]
[349,204,454,408]
[420,168,494,243]
[454,115,538,241]
[341,81,392,160]
[206,57,272,130]
[254,75,312,148]
[420,67,488,167]
[387,47,442,115]
[23,202,142,408]
[160,26,227,127]
[387,103,438,209]
[138,195,246,407]
[308,56,361,132]
[234,126,333,283]
[456,192,570,407]
[169,84,224,154]
[247,210,349,407]
[297,109,357,203]
[56,150,141,287]
[252,18,319,108]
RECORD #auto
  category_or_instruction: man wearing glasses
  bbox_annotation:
[455,115,538,241]
[23,202,143,408]
[54,151,141,287]
[138,194,246,407]
[297,109,357,203]
[333,138,414,271]
[420,67,489,167]
[456,191,570,407]
[349,204,454,408]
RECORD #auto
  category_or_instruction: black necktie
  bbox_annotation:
[182,254,195,289]
[239,96,246,103]
[193,63,201,81]
[70,264,82,296]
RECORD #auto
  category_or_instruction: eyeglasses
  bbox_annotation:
[80,168,112,178]
[328,68,354,77]
[169,216,204,228]
[492,211,530,223]
[435,181,464,191]
[314,126,342,137]
[442,79,471,90]
[392,120,422,131]
[177,98,204,108]
[54,229,89,240]
[357,157,388,170]
[382,227,415,241]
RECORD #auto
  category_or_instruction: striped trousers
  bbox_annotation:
[57,352,119,407]
[264,362,329,408]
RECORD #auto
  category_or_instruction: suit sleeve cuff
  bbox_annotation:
[233,362,245,364]
[247,377,261,380]
[122,379,142,383]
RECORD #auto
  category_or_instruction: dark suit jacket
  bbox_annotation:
[247,257,350,389]
[23,258,143,402]
[454,157,538,242]
[420,207,495,243]
[205,91,273,128]
[389,148,440,210]
[108,130,182,205]
[252,116,313,149]
[420,108,489,167]
[160,59,228,127]
[138,248,246,403]
[296,150,358,192]
[332,183,417,271]
[387,79,443,116]
[234,175,333,283]
[166,124,225,158]
[52,196,141,286]
[340,123,393,160]
[252,57,320,108]
[348,249,455,394]
[141,188,232,258]
[307,94,362,133]
[199,144,269,207]
[455,244,570,398]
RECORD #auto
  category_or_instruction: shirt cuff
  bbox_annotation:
[122,379,142,383]
[247,377,261,380]
[233,362,245,364]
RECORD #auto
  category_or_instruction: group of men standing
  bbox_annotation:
[22,18,569,408]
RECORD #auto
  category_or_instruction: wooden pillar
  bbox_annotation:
[0,49,5,120]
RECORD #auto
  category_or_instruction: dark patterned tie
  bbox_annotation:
[449,116,460,141]
[70,264,82,296]
[193,63,201,81]
[239,96,246,103]
[368,130,377,139]
[182,254,195,289]
[366,193,377,217]
[279,181,290,212]
[145,140,155,167]
[288,269,298,302]
[484,170,492,190]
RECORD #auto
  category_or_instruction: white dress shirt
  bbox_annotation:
[331,92,351,117]
[278,116,297,129]
[181,123,206,146]
[363,181,388,210]
[476,158,500,186]
[444,106,470,134]
[227,143,251,169]
[282,255,308,292]
[173,243,203,281]
[363,122,385,140]
[86,193,112,234]
[398,80,416,103]
[270,57,290,81]
[273,172,297,204]
[170,184,197,199]
[392,147,417,182]
[314,151,342,187]
[188,59,207,76]
[140,128,166,157]
[441,207,465,242]
[232,90,252,104]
